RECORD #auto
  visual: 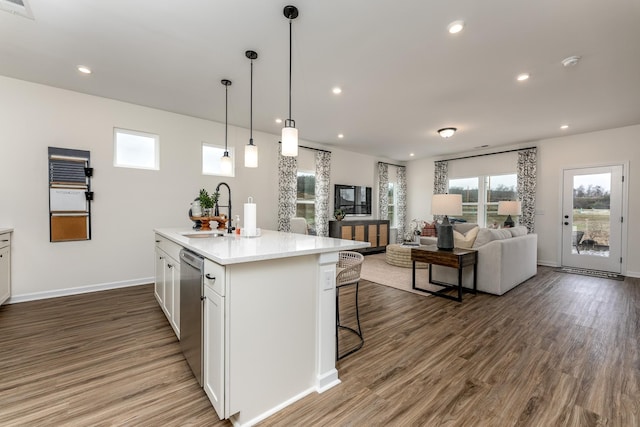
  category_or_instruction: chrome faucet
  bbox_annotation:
[214,182,233,234]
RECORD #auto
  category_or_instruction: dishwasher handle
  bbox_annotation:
[180,249,204,271]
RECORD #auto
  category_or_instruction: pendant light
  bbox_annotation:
[281,5,299,157]
[244,50,259,168]
[220,79,233,175]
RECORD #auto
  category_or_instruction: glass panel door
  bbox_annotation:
[562,166,623,273]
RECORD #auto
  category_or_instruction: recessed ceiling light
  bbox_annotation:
[332,87,342,94]
[410,153,415,157]
[77,65,92,74]
[560,124,569,129]
[516,73,530,82]
[275,118,282,124]
[561,56,581,67]
[447,20,464,34]
[338,134,344,139]
[438,127,457,138]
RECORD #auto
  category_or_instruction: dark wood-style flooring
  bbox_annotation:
[1,266,638,426]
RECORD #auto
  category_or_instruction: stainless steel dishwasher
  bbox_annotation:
[179,248,205,386]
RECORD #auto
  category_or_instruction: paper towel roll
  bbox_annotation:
[244,197,257,236]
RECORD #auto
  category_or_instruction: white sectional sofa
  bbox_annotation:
[420,223,537,295]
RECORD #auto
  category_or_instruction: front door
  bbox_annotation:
[561,165,624,273]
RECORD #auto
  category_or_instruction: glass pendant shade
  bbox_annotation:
[281,126,298,156]
[244,143,258,168]
[220,152,233,175]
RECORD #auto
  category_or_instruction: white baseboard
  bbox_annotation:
[625,271,640,278]
[229,386,316,427]
[316,369,341,393]
[537,260,560,267]
[8,277,154,304]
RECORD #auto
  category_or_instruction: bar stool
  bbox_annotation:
[336,251,365,360]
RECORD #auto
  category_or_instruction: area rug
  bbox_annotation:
[361,253,442,296]
[558,266,625,281]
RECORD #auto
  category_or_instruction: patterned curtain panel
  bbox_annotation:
[314,151,331,237]
[397,166,407,242]
[377,162,388,220]
[277,146,297,232]
[433,160,449,221]
[517,148,537,233]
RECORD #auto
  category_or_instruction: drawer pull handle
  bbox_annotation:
[205,274,216,281]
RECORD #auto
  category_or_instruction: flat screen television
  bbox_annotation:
[335,184,372,216]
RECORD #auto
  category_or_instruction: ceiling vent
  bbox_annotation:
[0,0,34,19]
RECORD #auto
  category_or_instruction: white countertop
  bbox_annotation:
[0,228,13,234]
[155,228,370,265]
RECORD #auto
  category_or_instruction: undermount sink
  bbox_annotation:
[181,231,226,238]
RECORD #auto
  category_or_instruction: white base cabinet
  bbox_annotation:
[154,236,181,338]
[204,283,225,419]
[0,231,11,306]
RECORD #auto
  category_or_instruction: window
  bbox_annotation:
[388,183,396,227]
[114,128,159,170]
[202,143,235,177]
[297,171,315,234]
[448,174,517,227]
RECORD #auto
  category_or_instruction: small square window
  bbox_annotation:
[114,128,159,170]
[202,142,235,177]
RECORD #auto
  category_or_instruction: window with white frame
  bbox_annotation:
[202,142,235,177]
[114,128,159,170]
[448,173,517,227]
[297,170,315,233]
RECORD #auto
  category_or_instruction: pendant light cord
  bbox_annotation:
[225,83,228,153]
[288,17,293,124]
[250,59,253,142]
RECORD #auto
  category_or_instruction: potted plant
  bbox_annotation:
[198,189,219,217]
[334,208,345,221]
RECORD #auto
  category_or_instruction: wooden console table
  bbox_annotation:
[411,246,477,302]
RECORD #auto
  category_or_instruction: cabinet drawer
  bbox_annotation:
[0,233,10,250]
[204,259,225,296]
[155,235,181,262]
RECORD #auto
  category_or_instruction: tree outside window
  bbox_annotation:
[296,171,316,234]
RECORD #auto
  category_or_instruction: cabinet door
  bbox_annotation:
[0,245,9,306]
[204,285,225,420]
[367,224,378,247]
[340,225,353,240]
[379,223,389,247]
[154,248,166,307]
[170,262,180,337]
[354,224,366,242]
[164,259,177,324]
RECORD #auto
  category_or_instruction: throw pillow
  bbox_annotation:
[422,221,437,237]
[509,226,528,237]
[472,228,511,248]
[453,226,479,249]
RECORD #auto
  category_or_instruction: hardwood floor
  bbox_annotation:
[1,267,638,426]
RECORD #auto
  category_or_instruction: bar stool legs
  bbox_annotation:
[336,281,364,360]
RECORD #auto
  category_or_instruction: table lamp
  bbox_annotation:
[432,194,463,250]
[498,200,522,228]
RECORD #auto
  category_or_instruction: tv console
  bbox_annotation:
[329,219,389,253]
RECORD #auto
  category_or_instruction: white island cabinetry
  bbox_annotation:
[154,236,181,338]
[0,229,12,306]
[154,228,369,426]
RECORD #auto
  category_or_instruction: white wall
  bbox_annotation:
[0,76,394,300]
[407,124,640,277]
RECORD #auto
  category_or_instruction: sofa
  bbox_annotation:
[420,223,537,295]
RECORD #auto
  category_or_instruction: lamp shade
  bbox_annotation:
[245,143,258,168]
[281,126,298,156]
[220,153,233,175]
[431,194,463,216]
[498,200,522,216]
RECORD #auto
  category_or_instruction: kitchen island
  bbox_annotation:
[154,228,369,427]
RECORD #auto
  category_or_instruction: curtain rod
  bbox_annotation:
[278,141,331,153]
[438,146,537,163]
[378,161,405,168]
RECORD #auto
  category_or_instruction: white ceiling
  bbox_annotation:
[2,0,639,161]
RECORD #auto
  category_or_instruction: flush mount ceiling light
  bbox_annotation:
[561,56,581,67]
[447,20,465,34]
[438,127,457,138]
[77,65,92,74]
[281,5,299,157]
[516,73,530,82]
[244,50,259,168]
[220,79,233,175]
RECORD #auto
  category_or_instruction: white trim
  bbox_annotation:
[316,369,341,393]
[229,386,316,427]
[7,277,153,304]
[537,260,560,268]
[625,271,640,278]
